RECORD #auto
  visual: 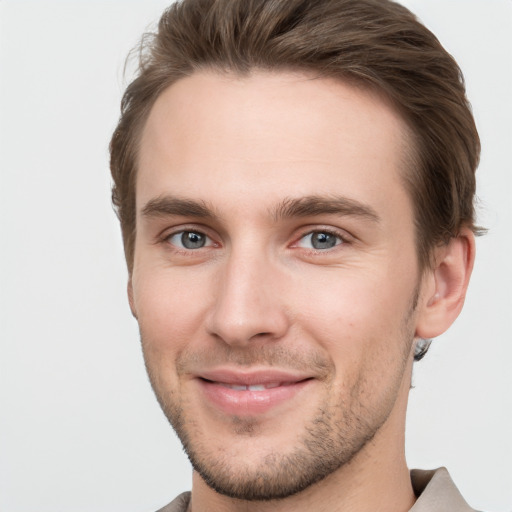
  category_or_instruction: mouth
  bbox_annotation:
[195,370,314,415]
[210,380,304,391]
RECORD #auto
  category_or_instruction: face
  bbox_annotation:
[131,71,423,500]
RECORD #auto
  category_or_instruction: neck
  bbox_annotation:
[190,452,414,512]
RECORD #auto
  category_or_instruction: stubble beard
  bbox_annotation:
[143,321,414,502]
[141,284,418,502]
[167,388,382,501]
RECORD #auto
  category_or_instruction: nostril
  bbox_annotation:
[205,283,291,346]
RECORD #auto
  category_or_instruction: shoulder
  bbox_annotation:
[154,491,191,512]
[153,471,483,512]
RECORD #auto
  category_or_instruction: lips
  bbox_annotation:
[218,382,285,391]
[195,369,313,415]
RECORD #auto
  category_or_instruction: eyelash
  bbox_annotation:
[293,228,350,252]
[161,226,350,255]
[161,227,217,252]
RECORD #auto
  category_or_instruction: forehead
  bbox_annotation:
[137,70,412,219]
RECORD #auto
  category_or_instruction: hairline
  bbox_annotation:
[127,66,428,273]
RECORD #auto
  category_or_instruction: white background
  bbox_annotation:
[0,1,510,511]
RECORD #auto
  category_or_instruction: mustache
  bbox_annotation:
[175,344,334,378]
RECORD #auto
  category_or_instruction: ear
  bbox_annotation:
[127,277,138,319]
[415,228,475,339]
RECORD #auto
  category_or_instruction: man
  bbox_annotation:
[109,0,481,510]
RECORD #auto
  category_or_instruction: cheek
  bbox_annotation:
[133,267,212,355]
[292,268,407,333]
[289,267,415,373]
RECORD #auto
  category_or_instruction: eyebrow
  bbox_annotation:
[272,195,380,223]
[140,194,380,224]
[141,196,218,220]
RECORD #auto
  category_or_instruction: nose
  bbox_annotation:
[206,248,290,346]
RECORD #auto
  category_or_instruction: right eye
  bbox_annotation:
[166,231,214,250]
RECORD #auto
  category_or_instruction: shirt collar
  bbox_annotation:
[410,467,476,512]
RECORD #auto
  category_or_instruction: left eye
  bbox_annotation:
[167,231,213,250]
[297,231,343,250]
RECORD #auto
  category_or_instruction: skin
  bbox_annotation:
[129,71,475,512]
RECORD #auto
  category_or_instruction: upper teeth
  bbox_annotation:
[221,383,281,391]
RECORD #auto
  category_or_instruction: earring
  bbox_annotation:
[414,338,432,361]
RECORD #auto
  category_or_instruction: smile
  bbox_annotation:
[195,370,314,416]
[216,381,292,391]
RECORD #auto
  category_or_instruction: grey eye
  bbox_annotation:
[169,231,210,249]
[182,232,205,249]
[311,232,338,249]
[298,231,342,250]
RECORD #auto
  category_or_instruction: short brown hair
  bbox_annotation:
[110,0,481,274]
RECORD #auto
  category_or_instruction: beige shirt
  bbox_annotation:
[156,467,478,512]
